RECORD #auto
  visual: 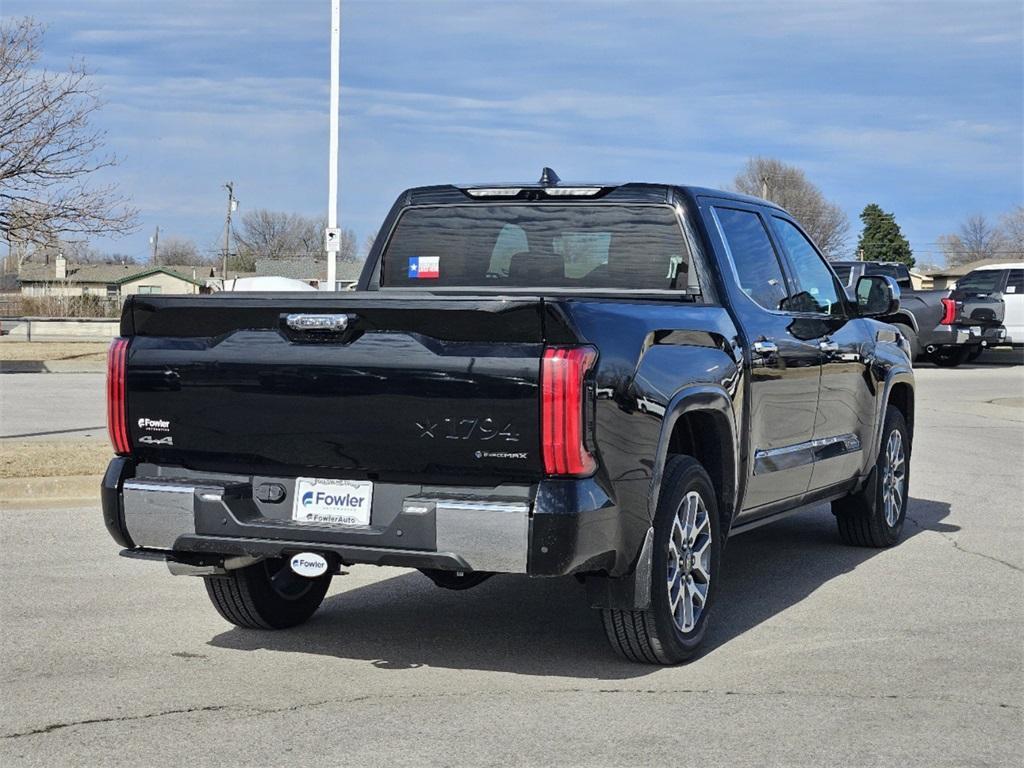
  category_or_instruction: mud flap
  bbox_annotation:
[586,526,654,610]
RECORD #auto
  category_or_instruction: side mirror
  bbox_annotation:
[855,275,901,317]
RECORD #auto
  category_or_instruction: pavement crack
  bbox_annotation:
[905,514,1023,574]
[2,705,228,740]
[6,688,1017,739]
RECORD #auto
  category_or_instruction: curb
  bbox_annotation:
[0,475,101,508]
[0,360,106,374]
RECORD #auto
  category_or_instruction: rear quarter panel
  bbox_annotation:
[553,299,742,556]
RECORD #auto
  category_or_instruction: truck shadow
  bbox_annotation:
[915,347,1024,369]
[207,497,953,679]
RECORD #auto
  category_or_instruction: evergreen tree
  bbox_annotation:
[856,204,914,267]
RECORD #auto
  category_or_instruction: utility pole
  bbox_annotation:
[761,175,770,201]
[324,0,341,290]
[222,181,237,284]
[150,226,159,264]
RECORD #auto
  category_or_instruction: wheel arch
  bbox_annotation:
[649,386,739,537]
[882,311,919,334]
[864,370,915,474]
[887,379,915,443]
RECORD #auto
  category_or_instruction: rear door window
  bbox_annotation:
[712,207,789,311]
[1005,269,1024,294]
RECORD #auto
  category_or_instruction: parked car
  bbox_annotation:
[831,260,1005,366]
[950,263,1024,358]
[102,172,915,664]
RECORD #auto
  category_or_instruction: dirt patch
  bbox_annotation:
[0,438,111,479]
[0,342,109,363]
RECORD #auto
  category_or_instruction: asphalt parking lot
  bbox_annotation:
[1,356,1022,767]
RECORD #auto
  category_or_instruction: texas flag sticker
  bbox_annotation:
[408,256,440,279]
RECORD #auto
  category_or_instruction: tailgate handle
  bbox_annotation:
[285,313,351,332]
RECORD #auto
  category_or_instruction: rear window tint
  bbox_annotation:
[956,270,1004,292]
[379,204,693,290]
[864,263,912,289]
[831,264,855,285]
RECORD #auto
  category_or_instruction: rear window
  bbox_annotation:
[956,269,1004,292]
[831,263,855,286]
[864,263,912,289]
[379,204,693,291]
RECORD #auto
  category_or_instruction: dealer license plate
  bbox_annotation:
[292,477,373,527]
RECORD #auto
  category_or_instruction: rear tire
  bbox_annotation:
[930,346,969,367]
[601,455,721,665]
[966,346,984,362]
[204,558,332,629]
[832,406,910,548]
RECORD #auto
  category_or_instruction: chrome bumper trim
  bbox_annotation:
[431,497,530,573]
[122,481,531,574]
[122,480,205,549]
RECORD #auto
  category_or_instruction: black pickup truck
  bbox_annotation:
[102,171,915,664]
[831,260,1006,366]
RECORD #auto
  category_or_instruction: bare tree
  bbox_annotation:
[338,227,357,262]
[60,241,135,264]
[362,233,376,259]
[997,206,1024,259]
[938,214,1006,266]
[234,210,359,267]
[157,236,207,266]
[0,18,137,261]
[733,157,850,258]
[233,209,326,263]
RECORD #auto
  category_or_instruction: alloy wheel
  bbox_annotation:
[666,490,712,633]
[882,430,906,526]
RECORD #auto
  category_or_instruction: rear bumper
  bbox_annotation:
[102,460,625,577]
[926,324,1005,349]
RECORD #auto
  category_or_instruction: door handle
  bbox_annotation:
[752,340,778,357]
[819,340,839,353]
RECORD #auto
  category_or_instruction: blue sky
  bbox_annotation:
[10,0,1023,266]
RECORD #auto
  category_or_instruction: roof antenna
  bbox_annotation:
[539,167,561,186]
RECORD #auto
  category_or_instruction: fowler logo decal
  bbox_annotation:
[138,417,171,432]
[302,490,366,508]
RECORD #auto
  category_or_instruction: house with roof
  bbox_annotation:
[255,256,364,290]
[919,258,1015,290]
[16,256,258,302]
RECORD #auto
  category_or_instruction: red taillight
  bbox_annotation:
[939,297,957,325]
[107,338,130,455]
[541,346,598,476]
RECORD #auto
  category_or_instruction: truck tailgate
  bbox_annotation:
[124,294,549,482]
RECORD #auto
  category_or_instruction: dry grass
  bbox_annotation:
[0,342,109,362]
[0,438,111,479]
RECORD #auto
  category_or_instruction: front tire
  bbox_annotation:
[204,558,332,629]
[832,406,910,547]
[602,455,721,664]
